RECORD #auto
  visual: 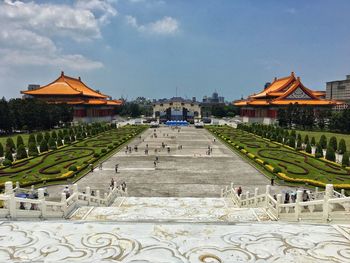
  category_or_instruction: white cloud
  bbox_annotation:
[0,0,113,71]
[126,16,179,35]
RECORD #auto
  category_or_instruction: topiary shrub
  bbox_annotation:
[342,151,350,167]
[325,145,336,162]
[273,167,282,173]
[2,159,12,167]
[311,136,316,146]
[16,135,24,148]
[57,137,63,147]
[44,131,51,142]
[297,134,301,141]
[0,142,3,157]
[68,165,78,172]
[108,145,113,149]
[329,136,337,151]
[305,143,312,154]
[296,139,302,150]
[319,135,327,149]
[39,139,48,153]
[28,134,36,145]
[304,135,309,145]
[113,142,118,146]
[6,137,15,153]
[93,153,100,158]
[16,144,28,160]
[338,139,346,154]
[51,131,57,140]
[64,135,71,145]
[288,136,296,148]
[315,143,323,158]
[28,142,39,157]
[5,148,13,162]
[36,133,43,144]
[48,137,57,150]
[263,160,269,165]
[101,149,107,154]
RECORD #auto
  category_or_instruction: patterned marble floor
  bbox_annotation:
[70,197,271,222]
[0,221,349,262]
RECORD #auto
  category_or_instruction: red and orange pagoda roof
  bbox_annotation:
[234,72,342,107]
[21,72,123,106]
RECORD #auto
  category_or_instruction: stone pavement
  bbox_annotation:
[46,126,292,198]
[0,220,349,262]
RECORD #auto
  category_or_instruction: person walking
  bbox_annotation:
[110,178,115,188]
[115,164,119,173]
[271,177,275,186]
[154,161,157,167]
[237,186,242,197]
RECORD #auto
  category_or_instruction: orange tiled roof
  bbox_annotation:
[234,72,342,107]
[50,98,123,106]
[21,72,109,98]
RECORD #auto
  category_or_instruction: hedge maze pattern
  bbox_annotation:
[208,126,350,187]
[0,125,147,187]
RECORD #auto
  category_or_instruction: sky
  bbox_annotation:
[0,0,349,101]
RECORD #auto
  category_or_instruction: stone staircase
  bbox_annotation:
[70,197,273,223]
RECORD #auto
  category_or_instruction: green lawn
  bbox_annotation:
[0,125,147,187]
[291,130,350,149]
[207,126,350,188]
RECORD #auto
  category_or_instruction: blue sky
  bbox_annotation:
[0,0,349,101]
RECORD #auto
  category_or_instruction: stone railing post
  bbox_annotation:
[31,185,35,193]
[246,191,250,206]
[315,187,319,199]
[15,181,20,189]
[85,187,91,205]
[125,187,128,196]
[341,189,345,197]
[61,193,67,217]
[323,184,333,222]
[72,184,79,202]
[38,188,46,219]
[221,188,224,197]
[254,188,259,206]
[295,190,303,221]
[265,185,271,207]
[61,193,67,203]
[230,182,234,191]
[96,190,100,204]
[5,181,16,219]
[276,194,282,219]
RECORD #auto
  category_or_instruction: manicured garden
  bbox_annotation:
[207,125,350,189]
[0,124,147,188]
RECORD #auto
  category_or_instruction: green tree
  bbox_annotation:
[338,139,347,154]
[5,148,13,162]
[325,146,336,162]
[342,152,350,167]
[297,134,302,141]
[291,130,296,138]
[28,134,36,145]
[288,136,296,148]
[64,135,71,145]
[16,135,24,148]
[51,131,57,140]
[48,137,57,150]
[304,135,309,144]
[0,142,3,157]
[296,139,302,150]
[305,143,312,154]
[311,136,316,146]
[44,131,51,142]
[36,132,43,144]
[6,137,15,153]
[319,135,327,149]
[39,139,48,153]
[315,143,323,158]
[329,136,337,151]
[16,144,28,160]
[28,142,39,157]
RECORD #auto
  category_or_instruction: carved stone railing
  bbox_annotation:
[0,181,127,220]
[222,183,350,223]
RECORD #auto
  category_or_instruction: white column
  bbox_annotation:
[276,194,282,219]
[38,188,46,219]
[85,186,91,205]
[254,188,259,206]
[295,190,303,221]
[5,181,16,219]
[15,181,20,189]
[341,189,345,197]
[265,185,271,207]
[323,184,333,222]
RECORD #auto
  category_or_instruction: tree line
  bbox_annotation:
[0,97,73,134]
[277,103,350,133]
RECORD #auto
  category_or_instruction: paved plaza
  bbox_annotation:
[1,220,349,262]
[47,126,290,198]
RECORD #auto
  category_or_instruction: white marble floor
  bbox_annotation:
[70,197,271,222]
[0,221,349,262]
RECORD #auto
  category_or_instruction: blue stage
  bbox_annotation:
[165,120,189,126]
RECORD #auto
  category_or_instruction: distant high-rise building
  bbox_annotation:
[202,91,224,104]
[326,74,350,109]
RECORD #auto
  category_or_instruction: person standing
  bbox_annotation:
[115,164,119,173]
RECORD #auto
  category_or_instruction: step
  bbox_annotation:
[70,197,272,222]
